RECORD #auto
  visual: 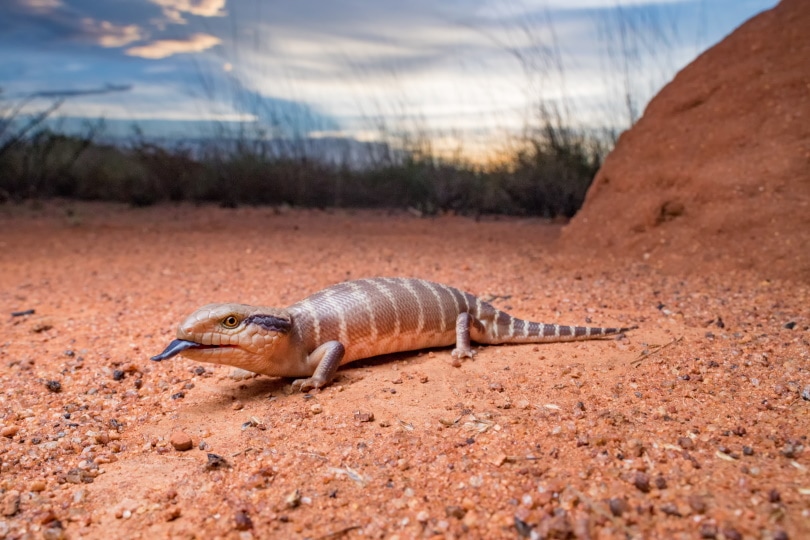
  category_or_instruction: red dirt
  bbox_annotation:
[1,203,808,539]
[2,1,810,538]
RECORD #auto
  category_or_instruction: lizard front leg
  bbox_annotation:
[291,341,345,392]
[451,312,477,359]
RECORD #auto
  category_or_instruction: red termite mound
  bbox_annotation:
[563,0,810,281]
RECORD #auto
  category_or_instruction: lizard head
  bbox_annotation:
[151,303,292,374]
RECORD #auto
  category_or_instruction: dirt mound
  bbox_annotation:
[564,0,810,281]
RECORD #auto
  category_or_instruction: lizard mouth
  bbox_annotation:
[150,339,235,361]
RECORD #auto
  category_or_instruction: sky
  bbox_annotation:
[1,0,779,156]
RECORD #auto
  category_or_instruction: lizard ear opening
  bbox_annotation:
[244,314,292,333]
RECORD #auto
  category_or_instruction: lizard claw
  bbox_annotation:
[451,347,476,360]
[291,377,323,392]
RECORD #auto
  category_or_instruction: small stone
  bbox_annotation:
[354,411,374,423]
[773,530,789,540]
[721,527,742,540]
[699,523,718,538]
[780,443,802,459]
[416,510,429,523]
[1,426,19,438]
[446,505,466,519]
[310,403,323,414]
[164,507,182,521]
[170,431,193,451]
[206,453,229,470]
[743,446,754,456]
[608,498,628,517]
[65,469,84,484]
[285,489,301,508]
[112,370,125,381]
[42,520,65,540]
[30,479,47,492]
[229,368,255,380]
[633,472,650,493]
[768,489,781,503]
[45,380,62,392]
[660,503,681,516]
[732,426,746,436]
[2,490,20,516]
[688,495,706,514]
[654,476,667,489]
[783,321,797,330]
[677,437,694,449]
[234,510,253,530]
[232,401,244,411]
[802,386,810,401]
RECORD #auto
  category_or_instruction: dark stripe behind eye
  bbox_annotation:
[244,314,292,333]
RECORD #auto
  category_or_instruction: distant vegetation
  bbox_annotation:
[0,100,606,217]
[4,0,687,217]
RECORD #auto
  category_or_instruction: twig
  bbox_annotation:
[631,336,683,367]
[313,525,362,539]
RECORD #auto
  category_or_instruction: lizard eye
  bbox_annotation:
[222,315,239,328]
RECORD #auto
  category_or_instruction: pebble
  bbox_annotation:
[677,437,694,449]
[1,426,19,438]
[170,431,193,451]
[445,505,466,519]
[310,404,323,414]
[354,411,374,422]
[688,495,707,514]
[699,523,718,538]
[2,491,20,516]
[660,503,681,516]
[633,472,651,493]
[608,498,629,517]
[234,510,253,530]
[30,479,47,492]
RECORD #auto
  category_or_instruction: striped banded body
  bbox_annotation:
[152,277,635,391]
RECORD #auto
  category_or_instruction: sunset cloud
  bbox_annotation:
[18,0,62,13]
[81,18,144,48]
[150,0,227,25]
[125,33,221,59]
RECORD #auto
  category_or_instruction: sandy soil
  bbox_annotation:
[0,202,807,540]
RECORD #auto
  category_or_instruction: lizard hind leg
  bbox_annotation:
[451,312,479,359]
[291,341,345,392]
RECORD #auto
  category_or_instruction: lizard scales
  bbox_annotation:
[152,277,634,391]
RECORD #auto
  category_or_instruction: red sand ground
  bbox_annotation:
[1,204,807,539]
[1,1,809,539]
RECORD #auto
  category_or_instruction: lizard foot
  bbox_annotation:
[291,377,326,393]
[451,347,477,360]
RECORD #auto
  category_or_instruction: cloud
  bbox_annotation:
[80,18,144,47]
[17,0,62,13]
[150,0,227,25]
[125,33,221,59]
[30,83,132,98]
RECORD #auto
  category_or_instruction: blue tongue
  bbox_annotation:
[151,339,201,361]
